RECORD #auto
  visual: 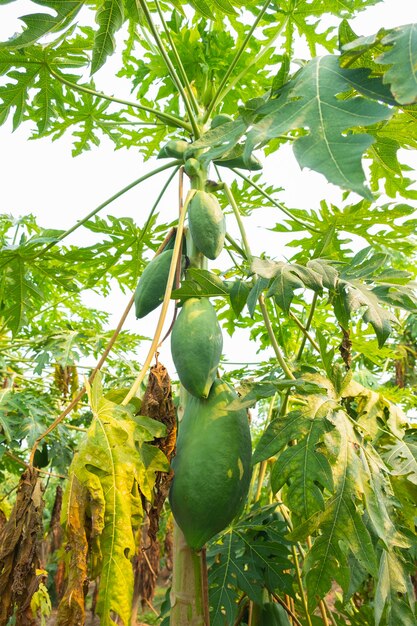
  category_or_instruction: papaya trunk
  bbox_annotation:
[169,523,209,626]
[169,161,210,626]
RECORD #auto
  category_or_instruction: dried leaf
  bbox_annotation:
[0,467,44,626]
[140,362,177,543]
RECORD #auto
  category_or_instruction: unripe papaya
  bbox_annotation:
[184,157,201,177]
[169,378,252,550]
[261,603,291,626]
[158,139,189,160]
[134,249,174,318]
[214,153,262,171]
[171,297,222,398]
[188,190,226,260]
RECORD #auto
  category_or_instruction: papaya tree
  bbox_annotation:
[0,1,417,625]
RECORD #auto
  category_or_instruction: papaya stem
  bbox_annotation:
[48,67,191,131]
[231,169,320,234]
[296,293,318,360]
[203,0,271,121]
[121,190,195,406]
[170,523,208,626]
[136,0,200,138]
[37,163,180,257]
[153,0,200,116]
[271,594,303,626]
[259,296,295,380]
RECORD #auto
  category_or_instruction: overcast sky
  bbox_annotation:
[0,0,416,372]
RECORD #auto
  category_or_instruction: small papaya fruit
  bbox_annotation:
[184,157,201,177]
[169,378,252,550]
[171,297,222,398]
[134,249,174,318]
[158,139,189,160]
[188,190,226,260]
[214,153,262,171]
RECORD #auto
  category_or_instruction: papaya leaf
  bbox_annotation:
[171,268,229,298]
[229,280,251,317]
[66,374,168,626]
[246,277,269,317]
[232,379,323,412]
[0,1,84,49]
[245,55,392,198]
[374,550,416,626]
[383,432,417,485]
[271,417,334,519]
[208,506,293,626]
[91,0,124,75]
[290,410,378,607]
[253,410,304,464]
[377,25,417,105]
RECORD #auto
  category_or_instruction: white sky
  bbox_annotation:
[0,0,416,373]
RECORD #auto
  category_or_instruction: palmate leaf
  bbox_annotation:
[207,506,293,626]
[91,0,124,74]
[375,550,416,626]
[378,25,417,105]
[251,257,323,313]
[383,432,417,485]
[271,416,334,520]
[290,409,378,608]
[67,374,168,626]
[245,55,393,198]
[0,0,84,49]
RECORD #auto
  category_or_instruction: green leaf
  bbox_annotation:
[245,55,392,198]
[384,432,417,485]
[91,0,124,74]
[378,25,417,105]
[290,410,378,607]
[0,65,40,130]
[246,277,268,317]
[271,416,334,519]
[0,1,84,49]
[375,550,416,626]
[171,268,229,298]
[229,280,251,317]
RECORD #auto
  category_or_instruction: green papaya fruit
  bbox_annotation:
[261,602,291,626]
[188,190,226,260]
[210,113,233,129]
[214,153,262,171]
[171,297,222,398]
[169,378,252,550]
[134,249,174,318]
[158,139,189,160]
[184,157,201,177]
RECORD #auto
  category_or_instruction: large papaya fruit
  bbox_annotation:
[134,249,174,318]
[169,378,252,550]
[188,190,226,260]
[171,298,222,398]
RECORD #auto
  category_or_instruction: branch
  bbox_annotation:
[37,162,180,257]
[232,169,320,233]
[49,67,192,131]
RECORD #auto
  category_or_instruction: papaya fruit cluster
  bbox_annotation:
[133,125,253,550]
